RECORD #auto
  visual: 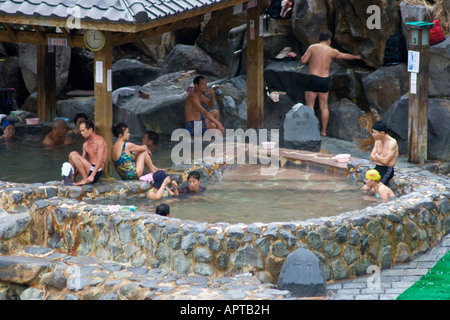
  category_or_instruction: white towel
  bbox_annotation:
[61,162,74,176]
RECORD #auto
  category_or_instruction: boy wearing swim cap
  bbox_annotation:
[364,169,395,202]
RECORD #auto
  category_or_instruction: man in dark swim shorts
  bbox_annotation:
[305,75,331,94]
[185,115,207,136]
[301,30,361,136]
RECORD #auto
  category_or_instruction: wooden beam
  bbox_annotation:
[0,29,85,47]
[31,25,44,40]
[93,31,114,178]
[60,27,74,46]
[3,23,16,39]
[36,45,56,122]
[246,0,265,129]
[111,14,207,47]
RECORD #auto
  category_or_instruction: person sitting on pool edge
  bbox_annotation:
[112,122,159,180]
[177,170,206,195]
[147,170,179,200]
[0,120,15,140]
[363,169,395,202]
[68,120,107,186]
[155,204,170,217]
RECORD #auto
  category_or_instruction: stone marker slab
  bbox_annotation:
[277,248,327,297]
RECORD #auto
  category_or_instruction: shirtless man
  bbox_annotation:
[68,120,107,185]
[43,119,72,146]
[361,120,399,192]
[300,30,362,136]
[185,76,225,136]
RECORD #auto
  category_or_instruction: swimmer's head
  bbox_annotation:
[365,169,381,181]
[2,120,14,129]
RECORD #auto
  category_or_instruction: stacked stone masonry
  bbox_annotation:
[0,154,449,299]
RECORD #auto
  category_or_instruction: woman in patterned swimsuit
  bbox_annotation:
[112,123,158,180]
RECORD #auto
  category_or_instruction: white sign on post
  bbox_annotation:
[410,72,417,94]
[95,61,103,83]
[407,50,420,73]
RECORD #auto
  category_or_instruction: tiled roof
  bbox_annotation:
[0,0,230,24]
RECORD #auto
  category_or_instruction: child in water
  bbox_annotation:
[147,170,179,200]
[363,169,395,202]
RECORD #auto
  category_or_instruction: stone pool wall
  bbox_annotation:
[1,152,449,284]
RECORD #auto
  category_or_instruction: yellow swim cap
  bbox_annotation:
[365,169,381,181]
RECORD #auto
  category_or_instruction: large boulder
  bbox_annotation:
[361,63,409,118]
[160,44,227,78]
[291,0,329,46]
[18,44,71,96]
[334,0,401,68]
[283,103,321,151]
[112,59,161,90]
[327,98,370,141]
[113,72,206,137]
[429,37,450,97]
[382,94,450,160]
[196,6,247,65]
[132,32,175,64]
[56,96,94,123]
[214,76,248,130]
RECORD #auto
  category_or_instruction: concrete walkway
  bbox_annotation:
[326,233,450,300]
[321,136,450,300]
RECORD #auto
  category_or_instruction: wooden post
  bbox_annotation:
[93,31,113,177]
[36,45,56,122]
[246,0,264,129]
[406,22,433,164]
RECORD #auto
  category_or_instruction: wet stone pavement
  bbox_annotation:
[3,247,293,301]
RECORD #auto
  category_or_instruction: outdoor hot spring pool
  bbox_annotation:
[0,128,376,224]
[86,165,372,224]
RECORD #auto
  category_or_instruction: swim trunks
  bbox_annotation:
[374,164,394,185]
[305,75,331,93]
[88,165,103,183]
[113,142,138,180]
[185,115,207,136]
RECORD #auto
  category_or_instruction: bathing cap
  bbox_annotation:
[2,120,14,129]
[372,121,388,133]
[365,169,381,181]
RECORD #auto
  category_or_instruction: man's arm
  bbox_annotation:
[300,47,311,65]
[200,88,215,109]
[333,49,361,60]
[371,141,397,165]
[192,97,224,133]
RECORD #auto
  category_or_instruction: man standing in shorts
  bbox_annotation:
[184,75,225,136]
[300,30,361,136]
[361,120,399,192]
[69,120,108,185]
